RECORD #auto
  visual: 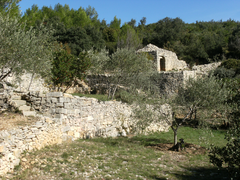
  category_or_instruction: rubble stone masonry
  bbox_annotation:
[0,91,172,175]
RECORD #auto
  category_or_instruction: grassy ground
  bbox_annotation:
[3,127,230,180]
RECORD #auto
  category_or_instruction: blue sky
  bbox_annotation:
[19,0,240,25]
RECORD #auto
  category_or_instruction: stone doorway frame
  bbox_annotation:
[160,56,166,71]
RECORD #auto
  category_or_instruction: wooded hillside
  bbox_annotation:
[21,3,240,65]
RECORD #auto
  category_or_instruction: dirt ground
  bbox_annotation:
[0,112,39,131]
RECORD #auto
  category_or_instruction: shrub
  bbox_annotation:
[220,58,240,70]
[51,50,91,92]
[213,67,235,79]
[209,82,240,179]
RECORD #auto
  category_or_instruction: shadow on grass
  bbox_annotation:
[146,167,231,180]
[148,176,166,180]
[129,136,171,146]
[83,136,170,147]
[170,167,231,180]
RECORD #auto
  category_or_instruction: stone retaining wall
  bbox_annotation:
[0,92,172,176]
[86,71,197,96]
[4,73,49,93]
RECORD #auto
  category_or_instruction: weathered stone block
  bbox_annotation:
[56,102,64,107]
[22,111,36,117]
[58,97,64,103]
[62,126,71,133]
[12,100,26,107]
[67,131,74,136]
[64,103,72,109]
[51,98,58,103]
[87,116,94,121]
[54,114,64,119]
[45,118,53,124]
[0,144,5,153]
[84,100,91,106]
[35,100,41,105]
[13,149,21,157]
[18,105,31,111]
[63,93,74,98]
[27,134,36,139]
[46,92,63,97]
[56,108,67,114]
[46,98,51,103]
[67,109,75,114]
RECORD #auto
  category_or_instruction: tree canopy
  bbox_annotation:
[20,3,240,66]
[0,13,55,81]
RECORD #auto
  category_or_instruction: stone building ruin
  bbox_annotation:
[137,44,188,72]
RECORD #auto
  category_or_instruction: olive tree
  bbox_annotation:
[170,75,230,145]
[0,13,55,83]
[89,47,155,99]
[209,81,240,179]
[133,75,230,146]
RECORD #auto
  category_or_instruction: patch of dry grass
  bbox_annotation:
[0,112,39,131]
[4,134,229,180]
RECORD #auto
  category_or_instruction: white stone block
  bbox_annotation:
[46,92,63,97]
[23,111,36,117]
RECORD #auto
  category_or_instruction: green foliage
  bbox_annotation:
[56,27,91,56]
[214,59,240,80]
[213,67,236,79]
[209,90,240,179]
[51,50,75,88]
[85,5,98,21]
[220,58,240,70]
[0,13,55,81]
[103,27,119,42]
[89,47,155,99]
[127,18,136,28]
[20,2,240,64]
[152,17,185,48]
[228,25,240,58]
[117,24,142,50]
[12,127,230,180]
[175,76,229,111]
[0,0,21,18]
[22,3,93,29]
[114,90,136,104]
[51,49,91,92]
[54,24,104,57]
[110,16,121,29]
[88,48,110,74]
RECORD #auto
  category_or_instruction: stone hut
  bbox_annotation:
[137,44,187,72]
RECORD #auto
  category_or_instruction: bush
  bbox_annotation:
[51,50,91,92]
[175,76,229,111]
[209,86,240,179]
[220,59,240,70]
[115,90,136,104]
[213,67,236,79]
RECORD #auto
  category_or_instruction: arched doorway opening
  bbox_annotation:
[160,57,166,71]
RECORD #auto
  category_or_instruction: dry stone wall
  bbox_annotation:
[192,62,221,75]
[0,83,13,111]
[0,91,172,176]
[86,71,197,96]
[24,92,172,136]
[4,73,49,93]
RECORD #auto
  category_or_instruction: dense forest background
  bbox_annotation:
[19,3,240,66]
